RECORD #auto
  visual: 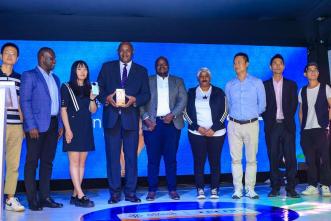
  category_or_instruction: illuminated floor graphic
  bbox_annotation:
[81,201,299,221]
[5,185,331,221]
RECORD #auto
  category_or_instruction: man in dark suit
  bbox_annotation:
[262,54,299,198]
[97,42,150,203]
[140,56,187,201]
[20,47,63,210]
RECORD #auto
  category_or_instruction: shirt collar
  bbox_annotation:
[157,74,169,80]
[235,73,250,82]
[273,76,283,85]
[0,67,15,77]
[120,60,132,67]
[38,66,53,76]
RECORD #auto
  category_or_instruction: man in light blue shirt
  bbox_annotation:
[38,66,59,115]
[225,52,266,199]
[20,47,63,210]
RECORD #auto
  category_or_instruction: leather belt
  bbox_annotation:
[276,119,284,123]
[229,117,258,125]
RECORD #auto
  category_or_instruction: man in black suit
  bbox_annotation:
[97,42,150,203]
[262,54,299,198]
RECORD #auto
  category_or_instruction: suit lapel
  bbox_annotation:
[115,62,122,88]
[269,79,276,106]
[151,76,158,109]
[168,76,175,108]
[282,78,288,108]
[35,67,50,97]
[126,62,136,86]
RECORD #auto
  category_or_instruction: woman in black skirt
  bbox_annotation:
[61,60,97,207]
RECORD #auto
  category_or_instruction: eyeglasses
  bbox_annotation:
[3,51,17,56]
[307,70,319,74]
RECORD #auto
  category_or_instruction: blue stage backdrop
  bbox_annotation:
[0,40,307,180]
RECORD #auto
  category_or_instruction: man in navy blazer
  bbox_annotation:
[97,42,150,203]
[20,47,63,210]
[262,54,299,198]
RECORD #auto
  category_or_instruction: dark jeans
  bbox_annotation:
[188,132,225,190]
[266,122,297,191]
[143,118,181,192]
[24,117,58,205]
[301,128,331,186]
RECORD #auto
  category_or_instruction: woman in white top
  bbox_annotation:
[184,67,227,199]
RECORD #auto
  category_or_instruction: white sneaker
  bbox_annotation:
[197,188,206,200]
[321,185,331,197]
[5,197,25,212]
[245,188,259,199]
[210,188,219,199]
[302,185,319,196]
[232,189,243,199]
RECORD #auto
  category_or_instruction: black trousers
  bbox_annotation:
[104,118,139,197]
[188,132,225,190]
[301,128,331,186]
[24,117,58,204]
[266,122,297,191]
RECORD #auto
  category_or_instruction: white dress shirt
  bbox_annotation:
[156,75,171,116]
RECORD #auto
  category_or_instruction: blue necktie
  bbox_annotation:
[121,64,128,88]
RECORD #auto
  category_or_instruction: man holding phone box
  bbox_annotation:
[97,42,151,204]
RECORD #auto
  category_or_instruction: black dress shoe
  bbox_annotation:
[125,194,141,203]
[75,196,95,208]
[287,190,300,198]
[41,197,63,208]
[108,194,121,204]
[169,191,180,200]
[268,189,280,197]
[146,191,156,201]
[29,202,43,211]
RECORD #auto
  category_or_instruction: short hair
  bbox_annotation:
[304,62,319,73]
[233,52,249,63]
[37,47,55,60]
[117,42,134,52]
[270,54,284,65]
[1,42,19,56]
[197,67,211,78]
[155,56,169,68]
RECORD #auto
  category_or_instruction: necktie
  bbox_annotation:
[121,63,128,88]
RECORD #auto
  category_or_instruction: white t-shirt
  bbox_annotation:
[188,86,226,136]
[298,84,331,129]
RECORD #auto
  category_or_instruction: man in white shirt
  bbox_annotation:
[140,56,187,201]
[299,62,331,197]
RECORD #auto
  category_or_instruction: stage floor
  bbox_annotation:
[4,184,331,221]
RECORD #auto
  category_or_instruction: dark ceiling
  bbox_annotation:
[1,0,331,46]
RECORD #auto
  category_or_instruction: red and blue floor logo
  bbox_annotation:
[81,201,299,220]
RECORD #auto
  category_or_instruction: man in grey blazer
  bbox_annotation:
[140,56,187,201]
